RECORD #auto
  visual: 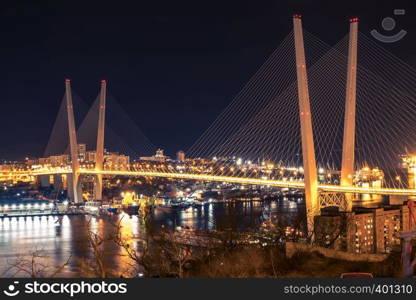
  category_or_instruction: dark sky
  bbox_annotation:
[0,0,414,159]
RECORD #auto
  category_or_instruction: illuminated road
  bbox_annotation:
[3,168,415,196]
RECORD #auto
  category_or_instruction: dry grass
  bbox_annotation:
[186,247,402,278]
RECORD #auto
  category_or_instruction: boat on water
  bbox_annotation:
[191,200,204,207]
[56,202,69,213]
[122,203,140,215]
[155,198,194,211]
[156,205,175,212]
[107,207,118,214]
[84,201,101,215]
[100,204,119,214]
[171,202,192,209]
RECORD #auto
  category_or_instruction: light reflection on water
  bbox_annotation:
[0,196,384,277]
[150,198,306,232]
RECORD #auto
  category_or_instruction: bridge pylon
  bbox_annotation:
[341,18,359,211]
[293,15,319,233]
[65,79,82,203]
[94,80,107,201]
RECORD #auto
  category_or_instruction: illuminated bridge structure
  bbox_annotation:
[2,15,416,231]
[16,167,416,197]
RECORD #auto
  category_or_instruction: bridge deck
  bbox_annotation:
[4,169,412,196]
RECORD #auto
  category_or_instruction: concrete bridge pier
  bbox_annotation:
[39,175,51,188]
[341,18,359,212]
[94,80,107,201]
[293,14,319,233]
[65,79,82,203]
[67,174,82,203]
[53,174,63,191]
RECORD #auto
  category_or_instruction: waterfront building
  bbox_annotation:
[140,149,170,162]
[315,204,410,254]
[177,150,185,162]
[78,143,87,162]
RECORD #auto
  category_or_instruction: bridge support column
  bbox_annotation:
[65,79,82,203]
[318,192,349,211]
[53,174,63,191]
[67,174,82,202]
[293,15,319,233]
[39,175,51,188]
[341,18,358,211]
[94,80,107,201]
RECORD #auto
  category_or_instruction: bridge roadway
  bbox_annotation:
[3,168,413,196]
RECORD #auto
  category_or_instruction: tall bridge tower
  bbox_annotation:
[94,80,107,200]
[293,15,319,232]
[341,18,359,211]
[65,79,82,203]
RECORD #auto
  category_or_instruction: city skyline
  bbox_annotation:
[0,2,415,283]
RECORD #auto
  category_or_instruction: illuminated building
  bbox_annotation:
[104,153,130,169]
[140,149,170,162]
[121,191,137,206]
[177,150,185,162]
[38,157,51,165]
[354,167,384,188]
[78,143,87,162]
[315,204,409,254]
[401,154,416,189]
[49,154,70,167]
[86,151,96,163]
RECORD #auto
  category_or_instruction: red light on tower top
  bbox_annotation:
[349,17,359,23]
[293,14,302,19]
[65,78,71,83]
[101,79,106,84]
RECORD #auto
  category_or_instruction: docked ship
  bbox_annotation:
[101,203,119,214]
[122,203,140,215]
[84,201,102,216]
[121,191,140,215]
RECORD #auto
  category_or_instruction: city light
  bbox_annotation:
[0,9,415,281]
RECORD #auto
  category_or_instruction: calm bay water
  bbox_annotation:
[1,195,385,277]
[0,198,307,277]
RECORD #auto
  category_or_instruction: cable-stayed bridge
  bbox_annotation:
[15,168,416,196]
[2,15,416,231]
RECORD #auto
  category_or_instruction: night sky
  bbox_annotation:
[0,0,414,160]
